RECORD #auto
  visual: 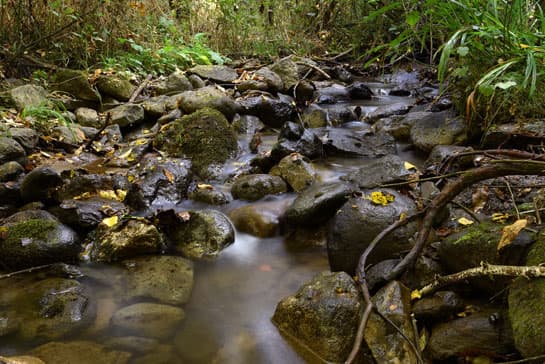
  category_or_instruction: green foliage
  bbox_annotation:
[21,102,72,135]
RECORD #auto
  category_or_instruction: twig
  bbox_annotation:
[499,354,545,363]
[345,211,424,364]
[504,179,520,219]
[414,262,545,298]
[128,73,152,103]
[84,112,111,151]
[376,310,424,364]
[0,263,54,280]
[295,61,331,79]
[450,200,482,223]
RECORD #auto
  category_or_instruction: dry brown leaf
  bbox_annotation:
[471,185,489,213]
[163,169,175,183]
[497,219,528,252]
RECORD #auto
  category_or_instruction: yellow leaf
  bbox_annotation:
[457,217,474,226]
[368,191,395,206]
[116,189,127,201]
[197,183,213,190]
[134,138,149,146]
[99,190,119,200]
[163,169,175,182]
[404,161,417,171]
[497,219,527,252]
[399,212,407,221]
[101,215,118,228]
[411,290,422,300]
[492,212,510,223]
[73,192,92,200]
[127,174,136,183]
[118,148,133,160]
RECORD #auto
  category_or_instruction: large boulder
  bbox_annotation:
[90,218,165,262]
[340,154,415,189]
[52,69,101,102]
[8,84,48,111]
[272,271,362,363]
[158,209,235,260]
[508,233,545,357]
[0,210,81,270]
[31,341,131,364]
[188,65,237,83]
[0,136,26,166]
[108,103,145,127]
[173,86,239,119]
[96,75,135,101]
[111,302,185,339]
[154,107,238,178]
[238,93,295,128]
[409,110,467,152]
[327,189,418,275]
[230,174,287,201]
[122,255,194,305]
[270,153,316,192]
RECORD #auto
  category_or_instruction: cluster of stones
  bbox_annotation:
[0,56,543,363]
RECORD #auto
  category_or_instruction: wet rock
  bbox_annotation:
[105,137,152,168]
[255,66,284,92]
[111,302,185,339]
[412,291,465,323]
[270,58,299,92]
[481,120,545,149]
[424,145,474,172]
[122,255,193,305]
[427,309,513,360]
[125,156,192,209]
[141,95,170,119]
[188,74,205,89]
[7,127,39,153]
[232,114,265,135]
[156,70,193,95]
[508,233,545,357]
[228,199,290,238]
[173,86,239,119]
[104,336,159,354]
[51,197,128,230]
[340,155,414,189]
[8,84,48,111]
[271,271,362,363]
[54,172,122,201]
[326,105,360,125]
[86,124,123,154]
[75,107,100,128]
[238,93,295,128]
[0,161,24,182]
[158,209,235,260]
[0,211,81,270]
[131,344,181,364]
[230,174,287,201]
[31,341,131,364]
[188,65,237,83]
[314,83,350,102]
[409,110,467,152]
[154,107,237,178]
[364,102,412,123]
[347,81,373,99]
[401,252,444,289]
[96,75,135,101]
[365,281,417,363]
[0,277,95,342]
[50,125,85,145]
[366,259,400,291]
[108,103,145,127]
[327,189,418,274]
[0,355,44,364]
[373,115,413,140]
[320,128,396,158]
[52,69,101,102]
[90,218,165,262]
[302,104,328,128]
[271,122,323,161]
[270,153,316,192]
[188,186,230,205]
[285,182,353,226]
[0,182,22,209]
[0,136,26,166]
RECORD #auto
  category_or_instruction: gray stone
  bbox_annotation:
[255,66,284,92]
[188,74,205,89]
[156,71,193,95]
[8,84,48,111]
[285,182,353,226]
[90,219,165,262]
[425,145,474,172]
[272,271,362,363]
[320,128,396,158]
[365,281,417,364]
[327,189,418,274]
[270,153,316,192]
[412,291,465,323]
[271,122,324,161]
[230,174,287,201]
[302,104,328,128]
[173,85,239,119]
[228,199,290,238]
[20,166,63,202]
[7,127,39,152]
[0,136,26,165]
[364,102,412,123]
[188,65,237,83]
[75,107,100,128]
[238,93,295,128]
[0,161,24,182]
[409,110,467,152]
[50,125,85,145]
[111,302,185,339]
[31,341,131,364]
[340,154,414,189]
[270,58,299,92]
[51,197,128,230]
[141,95,170,119]
[52,69,101,102]
[122,255,194,305]
[96,75,135,101]
[108,103,145,127]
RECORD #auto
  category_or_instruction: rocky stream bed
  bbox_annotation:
[1,57,545,363]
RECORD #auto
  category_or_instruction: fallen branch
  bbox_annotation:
[0,263,54,280]
[295,61,331,79]
[386,159,545,281]
[128,73,153,103]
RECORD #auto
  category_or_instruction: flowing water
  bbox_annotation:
[0,81,425,363]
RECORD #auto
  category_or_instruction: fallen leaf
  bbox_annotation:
[471,186,489,213]
[497,219,527,252]
[457,217,474,226]
[118,148,133,160]
[404,161,418,171]
[367,191,395,206]
[100,215,118,228]
[492,212,510,223]
[116,189,127,201]
[411,290,422,300]
[389,304,398,311]
[163,169,175,182]
[99,190,119,200]
[73,192,92,200]
[197,183,213,190]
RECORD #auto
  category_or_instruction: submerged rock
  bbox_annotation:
[0,211,80,270]
[327,189,418,275]
[111,302,185,339]
[31,341,131,364]
[228,199,291,238]
[272,271,362,363]
[230,174,287,201]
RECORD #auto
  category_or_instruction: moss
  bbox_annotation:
[4,219,58,246]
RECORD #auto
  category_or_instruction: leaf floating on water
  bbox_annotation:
[101,215,118,228]
[367,191,395,206]
[497,219,527,252]
[457,217,474,226]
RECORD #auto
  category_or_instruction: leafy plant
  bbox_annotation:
[21,102,72,135]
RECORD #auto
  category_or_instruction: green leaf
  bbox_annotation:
[406,12,420,27]
[456,46,469,56]
[494,80,517,90]
[478,84,495,97]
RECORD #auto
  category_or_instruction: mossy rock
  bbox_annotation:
[0,216,81,270]
[96,75,135,101]
[154,108,238,178]
[52,69,101,102]
[508,232,545,357]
